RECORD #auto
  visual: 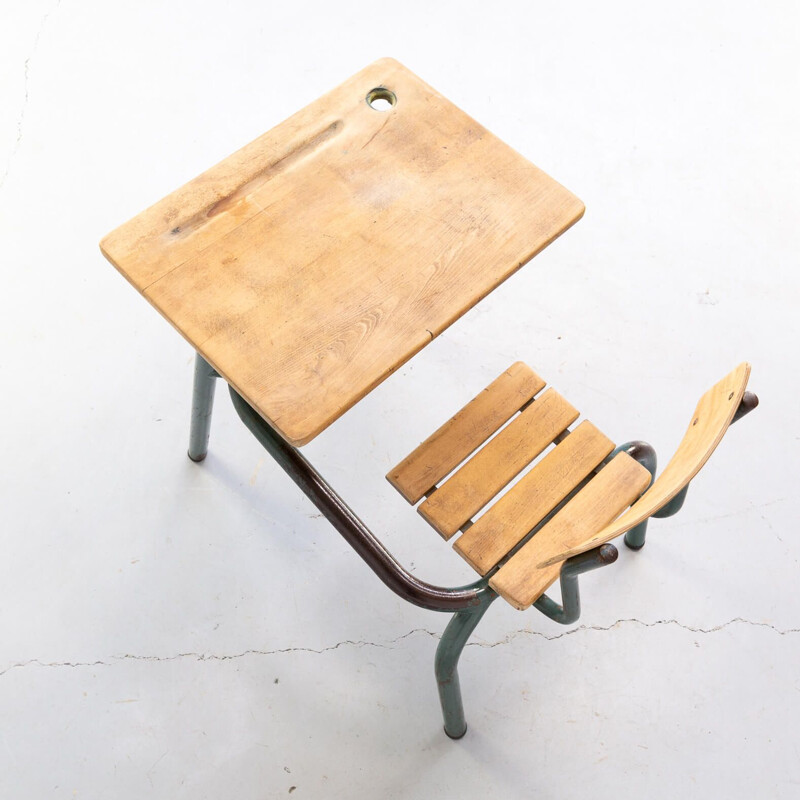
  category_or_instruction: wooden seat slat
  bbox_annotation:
[453,420,615,574]
[418,388,578,539]
[488,453,652,609]
[387,362,544,504]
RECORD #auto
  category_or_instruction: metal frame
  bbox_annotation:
[185,353,755,737]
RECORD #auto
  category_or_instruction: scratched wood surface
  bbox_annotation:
[100,58,584,445]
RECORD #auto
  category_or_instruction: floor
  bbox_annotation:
[1,1,798,797]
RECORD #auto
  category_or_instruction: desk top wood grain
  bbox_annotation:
[100,58,584,445]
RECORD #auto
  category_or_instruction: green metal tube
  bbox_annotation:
[607,441,657,550]
[434,544,616,738]
[435,583,497,739]
[188,353,218,462]
[533,543,618,624]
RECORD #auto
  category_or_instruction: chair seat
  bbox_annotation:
[387,363,652,609]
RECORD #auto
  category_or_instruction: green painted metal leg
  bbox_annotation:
[608,441,657,550]
[188,353,219,462]
[624,520,649,550]
[533,544,619,624]
[435,585,497,739]
[434,546,616,738]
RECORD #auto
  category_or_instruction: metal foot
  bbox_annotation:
[444,723,467,740]
[624,537,645,551]
[188,353,218,462]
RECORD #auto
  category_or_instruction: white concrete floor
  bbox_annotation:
[1,1,798,797]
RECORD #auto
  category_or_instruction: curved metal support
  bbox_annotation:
[435,582,497,738]
[533,543,619,624]
[188,353,219,462]
[209,384,629,739]
[434,543,618,738]
[609,441,657,550]
[228,386,485,612]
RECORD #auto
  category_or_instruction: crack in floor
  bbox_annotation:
[1,617,797,677]
[0,0,62,190]
[469,616,800,647]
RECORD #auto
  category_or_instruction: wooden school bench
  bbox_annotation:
[100,58,757,738]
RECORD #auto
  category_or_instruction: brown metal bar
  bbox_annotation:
[228,386,486,612]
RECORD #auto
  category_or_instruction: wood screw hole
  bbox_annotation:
[366,87,396,111]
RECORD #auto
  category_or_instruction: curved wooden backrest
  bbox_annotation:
[538,362,751,567]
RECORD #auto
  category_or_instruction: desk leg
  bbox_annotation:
[188,353,218,462]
